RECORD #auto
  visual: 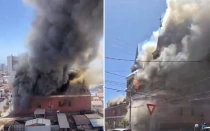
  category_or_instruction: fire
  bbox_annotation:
[133,79,141,89]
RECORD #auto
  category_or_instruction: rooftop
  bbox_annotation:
[84,114,102,119]
[92,101,103,106]
[57,113,70,129]
[72,115,90,125]
[25,118,51,126]
[90,119,103,128]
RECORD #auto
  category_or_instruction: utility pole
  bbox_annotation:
[129,91,131,129]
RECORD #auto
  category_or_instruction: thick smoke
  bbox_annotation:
[13,0,103,107]
[130,0,210,130]
[107,96,126,107]
[136,0,210,94]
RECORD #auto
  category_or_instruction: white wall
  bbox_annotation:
[25,126,51,131]
[91,105,103,111]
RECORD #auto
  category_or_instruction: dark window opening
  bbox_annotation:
[37,104,41,108]
[58,101,62,107]
[68,101,71,106]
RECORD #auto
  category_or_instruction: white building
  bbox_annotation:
[91,91,104,112]
[7,55,19,82]
[25,118,51,131]
[91,101,103,111]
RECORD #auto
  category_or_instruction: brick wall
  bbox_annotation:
[13,95,91,116]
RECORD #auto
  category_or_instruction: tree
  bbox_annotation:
[120,119,129,128]
[105,121,114,130]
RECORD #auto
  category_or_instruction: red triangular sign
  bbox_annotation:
[146,104,156,116]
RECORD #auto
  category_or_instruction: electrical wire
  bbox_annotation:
[105,71,126,78]
[106,56,204,62]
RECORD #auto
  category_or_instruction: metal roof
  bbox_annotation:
[84,114,102,119]
[25,118,51,126]
[34,109,45,115]
[72,115,90,125]
[57,113,70,128]
[89,119,103,127]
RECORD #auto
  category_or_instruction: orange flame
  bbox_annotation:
[133,79,141,89]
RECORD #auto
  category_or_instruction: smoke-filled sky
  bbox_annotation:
[105,0,166,106]
[11,0,103,108]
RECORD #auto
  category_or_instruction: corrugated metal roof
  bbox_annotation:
[84,114,101,119]
[57,113,70,128]
[34,109,45,115]
[90,119,103,127]
[72,115,90,125]
[25,118,51,126]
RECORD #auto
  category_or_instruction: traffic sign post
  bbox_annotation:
[146,104,156,116]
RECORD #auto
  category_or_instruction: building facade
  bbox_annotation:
[91,91,104,113]
[105,103,128,129]
[7,55,18,78]
[126,44,210,130]
[13,95,91,116]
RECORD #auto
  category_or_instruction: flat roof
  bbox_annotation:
[84,114,102,119]
[57,113,70,128]
[91,101,103,106]
[25,118,51,126]
[34,109,45,115]
[90,119,103,127]
[72,115,90,125]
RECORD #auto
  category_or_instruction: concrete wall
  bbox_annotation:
[14,95,91,116]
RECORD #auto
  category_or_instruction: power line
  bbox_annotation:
[161,76,210,103]
[108,44,133,56]
[113,37,132,47]
[106,57,134,61]
[106,56,204,62]
[105,71,126,78]
[106,80,126,85]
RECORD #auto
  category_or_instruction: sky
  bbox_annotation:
[105,0,167,106]
[0,0,34,64]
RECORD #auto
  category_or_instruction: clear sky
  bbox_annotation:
[105,0,167,106]
[0,0,34,64]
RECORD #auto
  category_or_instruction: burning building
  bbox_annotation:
[12,0,103,114]
[13,94,91,116]
[125,0,210,130]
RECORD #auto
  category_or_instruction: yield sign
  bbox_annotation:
[146,104,156,116]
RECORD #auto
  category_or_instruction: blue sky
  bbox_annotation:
[105,0,167,106]
[0,0,34,64]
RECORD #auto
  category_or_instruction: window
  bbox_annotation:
[68,101,71,106]
[37,104,41,108]
[58,101,62,107]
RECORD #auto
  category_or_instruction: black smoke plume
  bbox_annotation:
[13,0,103,108]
